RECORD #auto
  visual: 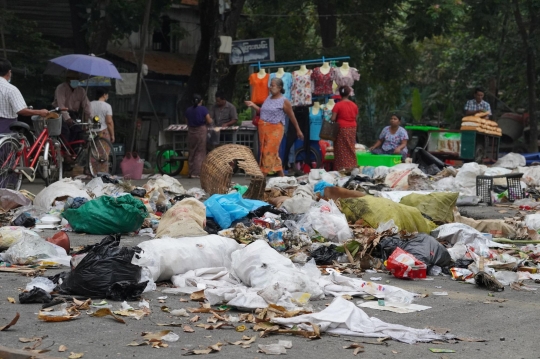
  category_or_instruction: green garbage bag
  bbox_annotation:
[339,196,436,234]
[63,194,148,235]
[399,192,459,223]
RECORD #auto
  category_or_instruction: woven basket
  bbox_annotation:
[200,144,265,200]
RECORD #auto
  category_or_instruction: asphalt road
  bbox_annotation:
[0,176,538,358]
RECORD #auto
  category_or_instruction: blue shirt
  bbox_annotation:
[185,105,209,127]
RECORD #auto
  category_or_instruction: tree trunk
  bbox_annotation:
[177,0,218,121]
[68,0,89,54]
[316,0,337,49]
[526,49,538,152]
[218,0,247,101]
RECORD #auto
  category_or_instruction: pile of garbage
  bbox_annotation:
[1,152,540,350]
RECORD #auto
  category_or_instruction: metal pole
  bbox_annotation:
[130,0,152,153]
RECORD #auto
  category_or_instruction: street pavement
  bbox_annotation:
[0,176,538,358]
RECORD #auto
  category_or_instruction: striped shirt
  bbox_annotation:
[464,99,492,115]
[0,77,27,119]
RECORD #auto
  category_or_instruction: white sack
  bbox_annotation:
[33,178,90,208]
[231,240,324,299]
[271,297,447,344]
[132,235,241,282]
[454,163,484,195]
[525,214,540,231]
[493,153,526,169]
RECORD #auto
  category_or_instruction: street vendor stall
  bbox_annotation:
[425,130,501,163]
[156,124,259,176]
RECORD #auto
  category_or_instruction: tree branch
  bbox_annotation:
[512,0,529,45]
[526,0,538,34]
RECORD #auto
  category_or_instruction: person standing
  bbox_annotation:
[52,70,92,141]
[464,87,492,117]
[245,77,304,177]
[185,94,212,178]
[209,90,238,128]
[0,58,48,134]
[331,86,359,170]
[90,87,115,173]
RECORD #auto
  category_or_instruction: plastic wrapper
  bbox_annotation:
[267,228,287,251]
[25,277,56,293]
[19,287,52,304]
[0,226,41,250]
[11,212,35,228]
[130,188,147,198]
[308,244,341,265]
[4,235,70,266]
[296,199,352,243]
[0,188,32,212]
[385,247,426,279]
[59,235,144,300]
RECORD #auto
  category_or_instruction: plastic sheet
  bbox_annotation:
[0,188,31,212]
[0,226,41,250]
[296,200,352,243]
[4,235,70,266]
[493,153,526,169]
[63,194,148,235]
[204,193,267,229]
[399,192,459,223]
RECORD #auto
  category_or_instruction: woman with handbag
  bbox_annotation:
[331,86,358,170]
[245,78,304,177]
[185,94,213,178]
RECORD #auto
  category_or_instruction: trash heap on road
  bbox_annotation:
[1,152,540,353]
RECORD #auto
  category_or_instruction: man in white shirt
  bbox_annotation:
[0,58,48,134]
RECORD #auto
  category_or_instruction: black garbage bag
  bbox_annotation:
[205,218,221,234]
[11,212,35,228]
[308,244,341,265]
[412,147,447,175]
[231,216,252,227]
[99,174,119,184]
[58,235,143,300]
[19,287,52,304]
[106,280,148,301]
[172,194,194,204]
[376,233,452,269]
[249,205,284,219]
[130,188,147,198]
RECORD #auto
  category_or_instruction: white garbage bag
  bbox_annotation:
[454,163,484,195]
[493,153,526,169]
[33,178,90,209]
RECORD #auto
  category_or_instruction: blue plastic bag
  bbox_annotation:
[314,181,334,196]
[205,192,267,229]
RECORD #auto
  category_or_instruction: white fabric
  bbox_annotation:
[132,235,241,282]
[33,178,91,208]
[271,297,447,344]
[90,100,113,131]
[0,77,27,119]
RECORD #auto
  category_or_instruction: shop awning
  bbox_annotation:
[108,49,194,77]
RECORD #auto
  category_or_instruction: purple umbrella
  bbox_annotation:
[44,54,122,79]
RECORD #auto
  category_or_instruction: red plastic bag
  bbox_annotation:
[252,110,261,126]
[386,247,426,279]
[120,152,144,180]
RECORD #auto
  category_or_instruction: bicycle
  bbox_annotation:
[59,116,116,177]
[0,108,65,190]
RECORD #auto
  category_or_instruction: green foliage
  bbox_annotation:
[411,88,423,122]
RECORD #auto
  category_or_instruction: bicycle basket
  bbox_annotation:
[32,114,63,136]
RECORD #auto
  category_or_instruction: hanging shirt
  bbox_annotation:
[268,72,293,101]
[311,67,334,95]
[260,97,286,125]
[332,100,358,128]
[379,126,409,152]
[309,106,323,140]
[249,73,270,105]
[291,70,313,107]
[332,67,360,96]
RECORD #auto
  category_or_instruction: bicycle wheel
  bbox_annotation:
[294,146,322,170]
[156,146,184,176]
[44,139,63,187]
[88,137,115,177]
[0,137,22,190]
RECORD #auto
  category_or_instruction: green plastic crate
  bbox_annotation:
[356,153,402,167]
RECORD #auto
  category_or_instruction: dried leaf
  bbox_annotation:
[91,308,126,324]
[392,350,398,354]
[456,337,487,342]
[183,343,223,356]
[344,343,365,355]
[239,313,256,323]
[142,330,170,340]
[113,309,149,320]
[190,290,206,302]
[183,325,195,333]
[229,336,256,346]
[68,353,84,359]
[73,298,92,310]
[190,315,200,323]
[235,325,246,332]
[59,345,68,352]
[19,337,41,343]
[253,322,276,331]
[161,306,170,313]
[127,341,149,347]
[207,316,218,324]
[7,297,15,304]
[210,311,228,321]
[179,298,189,302]
[196,323,234,330]
[156,322,184,327]
[260,323,321,340]
[38,311,80,322]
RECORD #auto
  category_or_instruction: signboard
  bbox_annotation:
[230,38,275,65]
[78,76,111,87]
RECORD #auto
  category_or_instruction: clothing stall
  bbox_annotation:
[247,56,360,171]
